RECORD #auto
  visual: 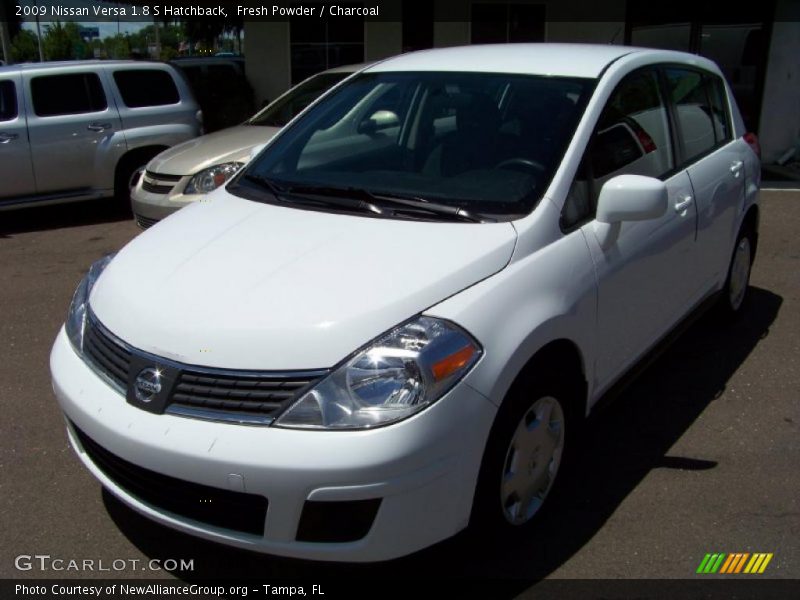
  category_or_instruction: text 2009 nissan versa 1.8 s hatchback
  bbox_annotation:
[51,45,760,562]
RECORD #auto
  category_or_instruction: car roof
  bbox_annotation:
[0,60,168,74]
[323,62,373,74]
[366,44,649,79]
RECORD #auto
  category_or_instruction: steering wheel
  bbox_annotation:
[494,158,546,174]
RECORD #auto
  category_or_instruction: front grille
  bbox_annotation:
[134,214,159,229]
[169,371,317,425]
[83,317,131,391]
[141,180,174,194]
[145,170,182,182]
[82,312,326,425]
[141,171,182,195]
[72,423,268,535]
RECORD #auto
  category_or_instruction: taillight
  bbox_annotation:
[743,132,760,158]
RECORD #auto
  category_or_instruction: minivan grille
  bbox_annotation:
[82,312,326,425]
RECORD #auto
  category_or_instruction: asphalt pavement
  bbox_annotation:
[1,191,798,591]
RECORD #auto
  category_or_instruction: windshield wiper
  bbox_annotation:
[241,175,384,216]
[366,191,491,223]
[287,183,489,223]
[240,176,489,223]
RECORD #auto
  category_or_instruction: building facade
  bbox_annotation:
[244,0,800,164]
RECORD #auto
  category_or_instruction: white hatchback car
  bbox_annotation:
[51,44,760,562]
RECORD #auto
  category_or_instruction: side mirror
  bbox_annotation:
[594,174,668,249]
[357,110,400,135]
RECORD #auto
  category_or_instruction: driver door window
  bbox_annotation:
[562,69,674,230]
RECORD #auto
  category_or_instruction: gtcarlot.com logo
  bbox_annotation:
[14,554,194,573]
[697,552,773,574]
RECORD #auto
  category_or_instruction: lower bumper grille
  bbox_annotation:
[72,423,268,535]
[134,214,159,229]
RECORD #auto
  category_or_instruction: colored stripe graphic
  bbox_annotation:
[697,554,712,574]
[720,554,736,573]
[698,552,773,574]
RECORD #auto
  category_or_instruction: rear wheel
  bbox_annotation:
[719,226,755,317]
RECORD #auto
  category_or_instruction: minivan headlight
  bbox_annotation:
[275,317,482,430]
[66,254,115,354]
[184,162,243,194]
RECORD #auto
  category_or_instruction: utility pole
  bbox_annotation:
[34,0,44,61]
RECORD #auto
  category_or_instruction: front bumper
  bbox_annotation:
[50,328,496,562]
[130,175,195,225]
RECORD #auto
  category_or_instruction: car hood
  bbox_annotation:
[147,125,281,175]
[90,194,517,370]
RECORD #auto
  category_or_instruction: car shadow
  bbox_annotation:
[102,287,782,589]
[0,198,132,238]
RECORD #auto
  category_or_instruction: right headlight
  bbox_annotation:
[275,316,482,430]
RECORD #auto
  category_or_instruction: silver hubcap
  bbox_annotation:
[500,396,565,525]
[729,237,751,311]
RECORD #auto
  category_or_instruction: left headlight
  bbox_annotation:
[184,162,244,195]
[275,316,482,430]
[66,254,115,354]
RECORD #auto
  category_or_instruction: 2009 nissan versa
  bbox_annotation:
[51,44,760,562]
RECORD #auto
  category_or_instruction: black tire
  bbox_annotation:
[114,160,145,207]
[470,371,580,541]
[718,225,756,318]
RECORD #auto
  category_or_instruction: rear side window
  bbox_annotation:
[31,73,107,116]
[665,68,717,162]
[113,70,180,107]
[706,75,732,144]
[0,80,17,121]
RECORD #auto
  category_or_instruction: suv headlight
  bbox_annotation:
[275,317,482,430]
[65,254,115,354]
[184,162,243,194]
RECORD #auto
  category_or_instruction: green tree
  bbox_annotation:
[102,34,130,60]
[11,29,39,62]
[42,21,84,60]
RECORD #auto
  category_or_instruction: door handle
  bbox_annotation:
[674,195,693,214]
[730,160,744,177]
[87,123,112,132]
[0,132,19,144]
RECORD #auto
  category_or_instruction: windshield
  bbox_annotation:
[238,71,593,218]
[248,72,350,127]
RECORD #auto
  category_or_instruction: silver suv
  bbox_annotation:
[0,60,201,210]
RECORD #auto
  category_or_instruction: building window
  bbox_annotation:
[471,3,545,44]
[402,1,433,53]
[290,11,365,85]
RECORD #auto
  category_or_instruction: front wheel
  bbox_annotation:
[471,378,577,538]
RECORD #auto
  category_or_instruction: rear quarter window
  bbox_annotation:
[0,80,17,121]
[113,70,180,107]
[665,68,717,162]
[31,73,107,116]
